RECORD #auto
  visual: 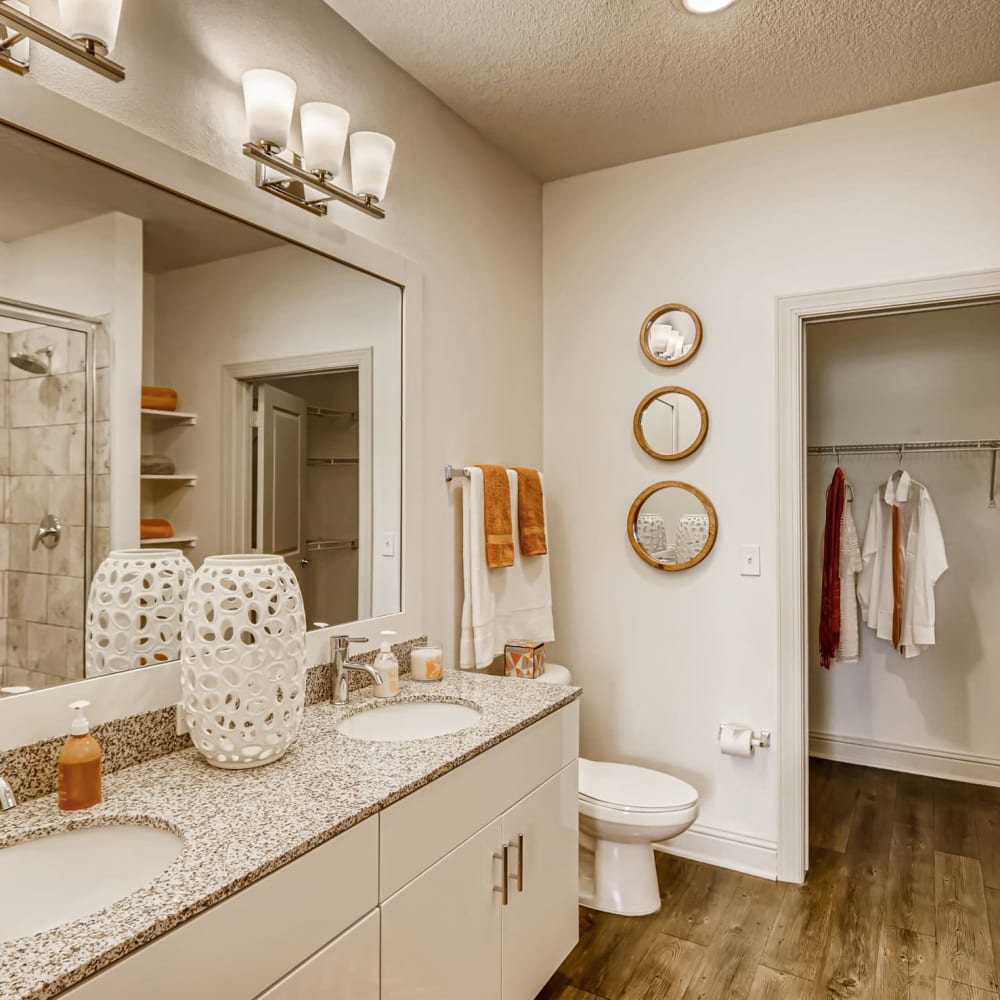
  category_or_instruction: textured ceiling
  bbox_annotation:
[326,0,1000,180]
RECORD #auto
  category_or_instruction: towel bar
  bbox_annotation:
[444,465,471,482]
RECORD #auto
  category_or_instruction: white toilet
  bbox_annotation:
[535,664,699,916]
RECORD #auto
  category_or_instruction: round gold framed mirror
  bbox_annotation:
[633,387,708,461]
[639,303,703,367]
[627,481,718,571]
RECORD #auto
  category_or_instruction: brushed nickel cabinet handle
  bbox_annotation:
[516,833,524,893]
[494,843,510,905]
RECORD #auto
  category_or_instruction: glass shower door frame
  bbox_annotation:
[0,296,101,677]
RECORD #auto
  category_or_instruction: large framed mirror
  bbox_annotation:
[639,303,703,367]
[0,119,405,697]
[633,387,708,460]
[627,481,718,571]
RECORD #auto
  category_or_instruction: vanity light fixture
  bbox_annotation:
[677,0,739,11]
[0,0,125,81]
[241,67,395,221]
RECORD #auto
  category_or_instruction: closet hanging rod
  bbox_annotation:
[807,439,1000,456]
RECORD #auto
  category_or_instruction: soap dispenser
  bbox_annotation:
[58,700,102,811]
[373,631,399,698]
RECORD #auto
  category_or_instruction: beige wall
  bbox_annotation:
[22,0,544,657]
[543,83,1000,870]
[807,303,1000,762]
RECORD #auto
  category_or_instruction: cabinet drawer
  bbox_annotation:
[256,910,379,999]
[61,816,378,1000]
[380,701,579,900]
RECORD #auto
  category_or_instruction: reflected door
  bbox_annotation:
[255,384,307,567]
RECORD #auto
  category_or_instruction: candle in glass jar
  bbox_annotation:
[410,643,444,682]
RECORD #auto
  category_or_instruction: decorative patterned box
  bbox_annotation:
[504,640,546,679]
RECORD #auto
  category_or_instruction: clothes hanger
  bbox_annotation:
[826,451,854,502]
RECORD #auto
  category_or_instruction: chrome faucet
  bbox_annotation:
[331,635,383,705]
[0,777,16,811]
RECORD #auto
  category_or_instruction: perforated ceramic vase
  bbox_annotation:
[86,548,194,676]
[181,554,307,769]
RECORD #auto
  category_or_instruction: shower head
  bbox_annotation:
[9,347,52,375]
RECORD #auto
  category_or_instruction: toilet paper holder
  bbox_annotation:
[717,725,771,750]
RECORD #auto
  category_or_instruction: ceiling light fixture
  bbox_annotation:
[678,0,739,12]
[0,0,125,81]
[242,68,395,221]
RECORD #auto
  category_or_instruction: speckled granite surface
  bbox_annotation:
[0,671,579,1000]
[0,637,425,804]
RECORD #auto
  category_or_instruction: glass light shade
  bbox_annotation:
[682,0,738,11]
[300,102,350,176]
[349,131,396,202]
[243,68,297,150]
[58,0,124,51]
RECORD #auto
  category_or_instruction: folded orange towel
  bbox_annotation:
[513,467,548,556]
[142,386,179,412]
[140,517,175,540]
[477,465,514,569]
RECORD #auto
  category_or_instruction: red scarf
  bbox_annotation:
[819,467,845,669]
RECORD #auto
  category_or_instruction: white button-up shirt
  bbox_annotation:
[857,470,948,659]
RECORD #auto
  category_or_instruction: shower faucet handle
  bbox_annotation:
[33,513,62,550]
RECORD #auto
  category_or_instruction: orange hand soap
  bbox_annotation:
[58,700,102,811]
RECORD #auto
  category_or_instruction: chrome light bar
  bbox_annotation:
[0,1,125,81]
[242,140,386,221]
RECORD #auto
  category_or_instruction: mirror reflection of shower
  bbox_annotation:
[9,345,52,375]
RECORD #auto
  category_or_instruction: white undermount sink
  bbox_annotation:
[0,824,184,942]
[336,700,482,742]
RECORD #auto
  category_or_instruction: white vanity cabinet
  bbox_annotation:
[257,910,380,1000]
[381,704,579,1000]
[500,764,579,1000]
[57,701,579,1000]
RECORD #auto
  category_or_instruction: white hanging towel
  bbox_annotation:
[836,500,863,663]
[460,468,555,669]
[857,470,948,659]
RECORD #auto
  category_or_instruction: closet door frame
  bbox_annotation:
[775,266,1000,884]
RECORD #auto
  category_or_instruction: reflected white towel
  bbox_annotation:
[460,468,555,669]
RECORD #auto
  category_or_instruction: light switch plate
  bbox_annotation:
[741,544,761,577]
[381,531,396,557]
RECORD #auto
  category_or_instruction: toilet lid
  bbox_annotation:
[579,759,698,813]
[535,663,572,685]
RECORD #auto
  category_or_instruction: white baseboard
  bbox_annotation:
[810,731,1000,787]
[654,823,778,881]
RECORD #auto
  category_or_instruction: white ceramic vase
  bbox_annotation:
[86,548,194,676]
[181,554,307,769]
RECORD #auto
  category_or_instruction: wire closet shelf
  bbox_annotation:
[807,438,1000,508]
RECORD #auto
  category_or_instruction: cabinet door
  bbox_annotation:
[501,762,579,1000]
[381,819,503,1000]
[256,910,379,999]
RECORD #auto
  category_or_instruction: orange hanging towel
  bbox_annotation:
[513,467,548,556]
[476,465,515,569]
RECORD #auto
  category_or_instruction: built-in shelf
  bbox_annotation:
[306,458,359,467]
[306,538,359,552]
[140,535,198,548]
[141,408,198,426]
[141,474,197,486]
[307,405,357,421]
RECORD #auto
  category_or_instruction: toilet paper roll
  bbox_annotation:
[719,724,754,757]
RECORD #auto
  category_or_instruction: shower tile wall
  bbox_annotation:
[1,325,107,691]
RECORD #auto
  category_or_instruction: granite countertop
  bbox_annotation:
[0,671,580,1000]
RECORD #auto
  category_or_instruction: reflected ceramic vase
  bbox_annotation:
[181,554,307,769]
[86,548,194,676]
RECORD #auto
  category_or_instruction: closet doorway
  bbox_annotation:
[775,269,1000,883]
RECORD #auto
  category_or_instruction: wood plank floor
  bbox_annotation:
[537,759,1000,1000]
